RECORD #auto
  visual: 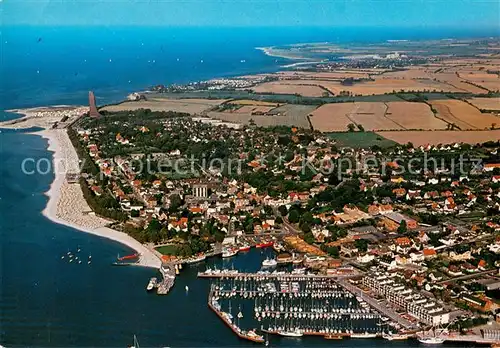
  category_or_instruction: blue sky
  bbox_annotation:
[2,0,499,28]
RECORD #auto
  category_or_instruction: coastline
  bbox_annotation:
[256,46,313,61]
[37,128,162,269]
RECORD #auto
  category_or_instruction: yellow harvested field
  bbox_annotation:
[467,98,500,111]
[471,81,500,92]
[459,72,500,91]
[347,102,402,131]
[309,101,454,132]
[102,98,225,114]
[377,130,500,146]
[233,105,275,114]
[433,72,488,93]
[307,78,458,95]
[252,81,329,97]
[277,71,371,79]
[385,102,448,130]
[380,68,432,80]
[207,104,314,129]
[429,100,500,130]
[308,103,356,132]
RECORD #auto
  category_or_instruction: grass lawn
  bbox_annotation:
[155,245,179,255]
[327,131,397,149]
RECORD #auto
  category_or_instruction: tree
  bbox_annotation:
[300,223,311,233]
[278,205,288,217]
[398,220,407,234]
[354,239,369,252]
[357,124,365,132]
[347,123,356,132]
[327,246,340,258]
[169,194,183,212]
[275,216,283,224]
[301,211,313,224]
[303,232,315,244]
[288,209,300,223]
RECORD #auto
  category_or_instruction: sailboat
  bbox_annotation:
[129,335,140,348]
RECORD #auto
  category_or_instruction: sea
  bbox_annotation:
[1,26,496,347]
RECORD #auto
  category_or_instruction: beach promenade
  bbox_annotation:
[39,128,162,269]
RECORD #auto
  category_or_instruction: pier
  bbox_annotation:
[198,271,359,280]
[157,263,176,295]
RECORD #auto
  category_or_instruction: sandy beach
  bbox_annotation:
[1,106,88,129]
[37,128,162,269]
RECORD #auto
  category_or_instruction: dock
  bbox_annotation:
[418,330,500,345]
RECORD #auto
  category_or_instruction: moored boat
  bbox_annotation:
[418,337,445,345]
[351,332,378,339]
[278,329,303,337]
[238,244,251,252]
[383,332,409,341]
[222,248,238,258]
[185,254,207,264]
[262,258,278,267]
[256,241,273,248]
[324,334,343,340]
[146,277,157,291]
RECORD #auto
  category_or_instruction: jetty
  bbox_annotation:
[208,285,265,344]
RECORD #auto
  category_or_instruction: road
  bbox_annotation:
[338,279,417,330]
[437,269,498,284]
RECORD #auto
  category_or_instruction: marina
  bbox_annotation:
[203,269,407,343]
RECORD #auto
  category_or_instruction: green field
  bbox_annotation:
[327,131,397,149]
[155,245,179,255]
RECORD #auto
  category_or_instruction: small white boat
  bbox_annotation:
[383,332,409,341]
[351,332,378,338]
[418,337,444,345]
[262,258,277,267]
[185,285,189,292]
[278,329,303,337]
[146,278,157,291]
